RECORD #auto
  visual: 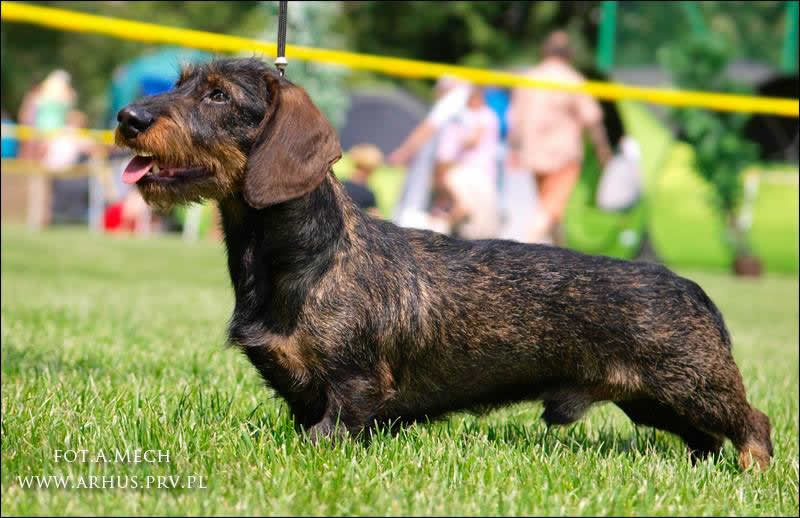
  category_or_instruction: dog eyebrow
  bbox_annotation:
[177,64,197,85]
[204,74,248,100]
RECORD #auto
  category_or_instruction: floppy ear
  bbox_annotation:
[244,80,342,208]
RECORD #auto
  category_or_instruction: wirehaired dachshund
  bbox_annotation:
[115,58,772,470]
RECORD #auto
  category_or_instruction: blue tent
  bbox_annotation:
[107,48,212,128]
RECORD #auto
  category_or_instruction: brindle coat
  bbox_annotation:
[115,58,773,471]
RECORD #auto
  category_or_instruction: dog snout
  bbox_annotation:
[117,106,155,139]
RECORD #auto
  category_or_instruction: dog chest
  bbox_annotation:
[229,320,314,388]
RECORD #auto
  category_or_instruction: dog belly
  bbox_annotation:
[383,368,559,423]
[380,342,569,422]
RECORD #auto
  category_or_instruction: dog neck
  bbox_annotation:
[218,171,350,334]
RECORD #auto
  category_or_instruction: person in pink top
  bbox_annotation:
[506,31,613,245]
[434,86,501,239]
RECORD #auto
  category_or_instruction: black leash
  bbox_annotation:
[275,0,288,76]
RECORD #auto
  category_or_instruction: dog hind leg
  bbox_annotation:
[616,398,723,464]
[675,375,771,470]
[633,350,772,470]
[541,387,596,426]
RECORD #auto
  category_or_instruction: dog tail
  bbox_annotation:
[686,279,733,350]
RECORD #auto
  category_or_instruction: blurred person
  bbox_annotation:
[15,81,45,229]
[26,70,77,229]
[343,143,383,218]
[17,81,44,160]
[388,75,471,167]
[389,76,471,232]
[103,188,152,235]
[42,110,97,171]
[35,70,76,134]
[45,110,104,226]
[120,189,152,235]
[506,31,613,245]
[433,86,501,239]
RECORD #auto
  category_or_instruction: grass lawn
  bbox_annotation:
[2,226,798,516]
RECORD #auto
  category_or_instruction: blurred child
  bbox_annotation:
[43,110,96,171]
[433,86,501,239]
[104,189,152,235]
[389,75,470,231]
[343,143,384,218]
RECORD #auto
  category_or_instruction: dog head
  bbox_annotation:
[114,58,341,209]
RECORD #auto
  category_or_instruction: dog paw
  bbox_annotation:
[307,418,349,445]
[541,395,592,426]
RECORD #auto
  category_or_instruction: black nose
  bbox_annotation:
[117,106,154,139]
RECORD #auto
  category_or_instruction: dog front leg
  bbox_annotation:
[307,376,385,443]
[285,392,327,433]
[307,404,350,444]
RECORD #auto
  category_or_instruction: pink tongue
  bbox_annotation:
[122,156,154,184]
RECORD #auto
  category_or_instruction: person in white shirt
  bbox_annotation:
[389,76,472,232]
[387,76,471,167]
[434,87,501,239]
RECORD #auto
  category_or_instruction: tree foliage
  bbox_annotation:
[616,1,789,67]
[1,1,269,124]
[333,1,607,102]
[335,1,790,98]
[1,1,790,126]
[659,34,760,255]
[338,2,600,72]
[258,1,350,129]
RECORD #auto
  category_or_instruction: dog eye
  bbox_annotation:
[207,89,229,103]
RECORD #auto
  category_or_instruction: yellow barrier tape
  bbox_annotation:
[1,124,115,145]
[2,1,798,117]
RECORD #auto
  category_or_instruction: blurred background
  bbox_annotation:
[1,0,798,276]
[2,5,799,515]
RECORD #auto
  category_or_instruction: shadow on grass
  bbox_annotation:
[228,396,745,473]
[336,410,744,474]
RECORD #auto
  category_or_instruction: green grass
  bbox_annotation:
[2,226,798,516]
